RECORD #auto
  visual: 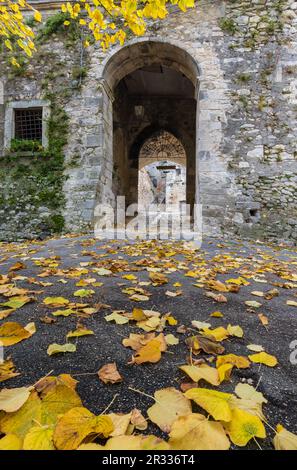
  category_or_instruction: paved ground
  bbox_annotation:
[0,234,297,449]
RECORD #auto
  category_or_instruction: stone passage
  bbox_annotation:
[0,1,296,244]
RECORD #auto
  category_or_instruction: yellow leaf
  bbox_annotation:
[41,384,82,426]
[0,391,42,439]
[273,425,297,450]
[0,386,32,412]
[258,313,268,326]
[53,407,113,449]
[52,308,76,317]
[180,364,220,386]
[0,321,32,346]
[202,326,229,341]
[105,311,129,324]
[47,343,76,356]
[23,426,54,450]
[191,320,211,330]
[210,311,224,318]
[0,434,22,450]
[247,344,264,352]
[98,362,122,384]
[2,295,31,309]
[248,351,278,367]
[73,289,94,297]
[224,408,266,446]
[109,412,131,436]
[102,434,169,450]
[43,297,69,306]
[251,291,264,297]
[245,300,262,308]
[217,363,233,383]
[132,308,146,321]
[0,359,20,383]
[185,388,232,421]
[287,300,297,307]
[216,354,251,369]
[66,328,94,338]
[132,338,163,364]
[164,334,179,346]
[169,414,230,450]
[147,388,192,433]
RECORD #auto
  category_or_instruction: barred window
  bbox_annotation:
[14,107,43,141]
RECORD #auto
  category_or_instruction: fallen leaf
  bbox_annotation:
[210,311,224,318]
[202,326,229,342]
[186,334,225,355]
[185,388,232,421]
[273,424,297,450]
[0,386,32,412]
[0,434,22,450]
[245,300,262,308]
[43,297,69,307]
[98,363,122,384]
[147,388,192,432]
[205,291,227,303]
[105,311,129,324]
[47,343,76,356]
[169,413,230,450]
[227,324,244,338]
[287,300,297,307]
[130,408,148,431]
[180,364,220,386]
[52,308,76,317]
[73,289,95,298]
[23,426,55,450]
[247,344,264,352]
[248,351,278,367]
[53,407,113,450]
[66,328,94,338]
[165,334,179,346]
[224,408,266,446]
[0,358,20,383]
[258,313,269,326]
[0,321,34,346]
[216,354,250,369]
[191,320,211,330]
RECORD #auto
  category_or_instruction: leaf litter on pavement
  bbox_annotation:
[0,235,297,450]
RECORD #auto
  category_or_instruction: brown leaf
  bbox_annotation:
[185,334,225,355]
[98,363,123,384]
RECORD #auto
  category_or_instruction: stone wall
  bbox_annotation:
[0,0,296,243]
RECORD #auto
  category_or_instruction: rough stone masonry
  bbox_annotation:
[0,0,296,244]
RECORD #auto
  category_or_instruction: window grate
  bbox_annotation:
[14,107,43,141]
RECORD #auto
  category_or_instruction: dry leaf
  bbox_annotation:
[0,386,32,412]
[180,364,220,386]
[47,343,76,356]
[169,413,230,450]
[147,388,192,432]
[185,388,232,421]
